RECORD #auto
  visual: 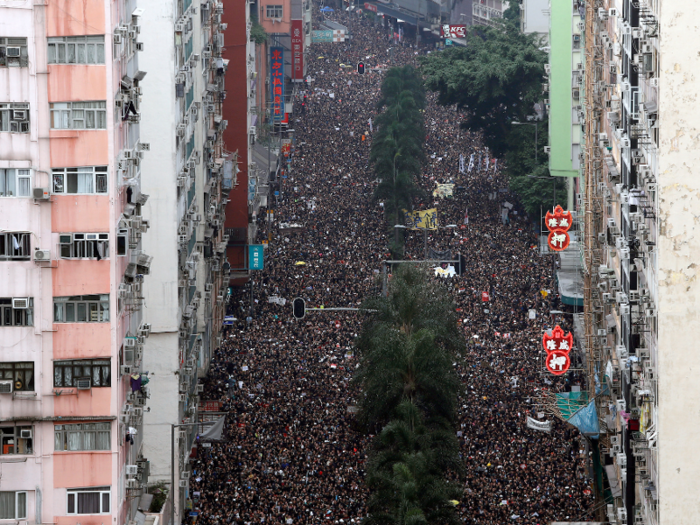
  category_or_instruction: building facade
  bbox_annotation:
[139,0,229,522]
[0,0,151,524]
[579,0,700,523]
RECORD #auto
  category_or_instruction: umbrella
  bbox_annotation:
[295,261,307,266]
[320,6,334,11]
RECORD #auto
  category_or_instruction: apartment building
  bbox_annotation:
[547,0,583,210]
[578,0,700,523]
[0,0,150,524]
[138,0,229,520]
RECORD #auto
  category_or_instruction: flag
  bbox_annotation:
[468,154,474,172]
[459,154,465,173]
[368,118,372,132]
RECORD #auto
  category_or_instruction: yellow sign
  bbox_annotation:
[404,208,438,230]
[432,183,454,198]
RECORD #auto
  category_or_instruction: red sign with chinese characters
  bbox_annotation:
[545,205,572,252]
[291,20,304,81]
[270,47,285,121]
[481,291,490,302]
[542,324,573,375]
[440,24,466,39]
[364,2,377,12]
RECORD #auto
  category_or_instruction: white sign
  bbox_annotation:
[526,417,552,433]
[528,309,537,320]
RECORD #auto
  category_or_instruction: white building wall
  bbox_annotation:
[521,0,549,40]
[657,0,700,522]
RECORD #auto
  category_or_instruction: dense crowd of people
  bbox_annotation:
[188,8,595,525]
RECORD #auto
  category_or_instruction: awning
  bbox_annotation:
[605,465,623,498]
[557,270,583,306]
[376,4,420,25]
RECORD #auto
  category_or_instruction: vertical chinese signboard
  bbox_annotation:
[542,325,573,375]
[249,245,264,270]
[270,47,285,121]
[545,205,573,251]
[291,20,304,82]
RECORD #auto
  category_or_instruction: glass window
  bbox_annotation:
[0,38,29,67]
[54,295,109,323]
[52,166,107,194]
[0,362,34,391]
[0,169,31,196]
[50,101,106,130]
[54,423,110,451]
[0,492,27,519]
[48,36,105,65]
[266,5,283,18]
[0,104,30,133]
[53,359,111,388]
[0,298,33,326]
[66,487,110,514]
[59,233,109,259]
[0,426,33,455]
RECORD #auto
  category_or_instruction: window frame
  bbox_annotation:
[53,295,110,323]
[48,36,105,65]
[53,359,111,388]
[0,491,27,519]
[59,233,109,259]
[52,166,108,194]
[50,101,107,130]
[0,103,30,133]
[0,425,34,456]
[0,298,34,327]
[0,37,29,68]
[54,423,111,452]
[0,168,32,197]
[66,487,110,515]
[0,232,31,260]
[0,362,34,391]
[266,4,283,18]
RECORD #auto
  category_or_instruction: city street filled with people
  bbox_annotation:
[189,9,595,525]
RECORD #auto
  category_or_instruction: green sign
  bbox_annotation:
[312,30,334,43]
[249,245,264,270]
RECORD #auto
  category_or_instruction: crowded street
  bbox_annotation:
[190,9,594,525]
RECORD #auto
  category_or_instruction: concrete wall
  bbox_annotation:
[657,0,700,522]
[521,0,549,38]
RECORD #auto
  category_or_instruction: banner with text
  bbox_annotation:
[291,20,304,81]
[270,47,285,121]
[404,208,438,230]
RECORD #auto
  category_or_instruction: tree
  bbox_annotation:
[419,22,547,157]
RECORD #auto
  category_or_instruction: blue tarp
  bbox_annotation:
[568,400,600,438]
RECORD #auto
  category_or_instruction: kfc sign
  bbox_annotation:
[545,205,572,252]
[441,24,466,39]
[542,325,573,375]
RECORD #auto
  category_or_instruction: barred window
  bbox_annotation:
[54,423,110,451]
[53,359,111,388]
[59,233,109,259]
[0,298,33,327]
[0,38,29,67]
[0,103,30,133]
[48,36,105,65]
[0,232,31,260]
[52,166,108,194]
[50,101,107,129]
[54,294,110,323]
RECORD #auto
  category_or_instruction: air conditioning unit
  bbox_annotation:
[34,249,51,261]
[126,479,140,489]
[136,42,144,52]
[577,21,584,31]
[124,337,137,348]
[544,64,551,74]
[126,465,139,476]
[543,99,550,106]
[608,7,617,16]
[120,365,133,375]
[179,480,188,488]
[33,187,50,200]
[620,304,630,316]
[598,7,608,20]
[196,384,204,393]
[76,378,92,390]
[0,380,13,394]
[19,428,32,439]
[543,146,551,154]
[12,297,29,309]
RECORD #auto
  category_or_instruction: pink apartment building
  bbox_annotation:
[0,1,152,524]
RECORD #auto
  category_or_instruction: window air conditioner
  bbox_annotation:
[12,297,29,309]
[0,380,13,394]
[126,465,139,476]
[120,365,133,376]
[76,378,92,390]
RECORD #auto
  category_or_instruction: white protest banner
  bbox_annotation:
[526,417,552,433]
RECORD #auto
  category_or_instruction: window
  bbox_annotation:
[0,232,31,260]
[0,103,30,133]
[53,359,111,388]
[50,101,106,130]
[0,38,29,67]
[0,362,34,391]
[0,169,31,196]
[54,295,110,323]
[0,298,33,327]
[116,229,128,256]
[59,233,109,259]
[52,166,107,194]
[0,426,33,455]
[48,36,105,65]
[266,5,283,18]
[0,492,27,519]
[67,487,110,515]
[55,423,110,451]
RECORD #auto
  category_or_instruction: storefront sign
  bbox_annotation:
[441,24,466,39]
[545,205,573,252]
[270,47,285,121]
[249,244,264,270]
[364,2,377,12]
[542,324,573,375]
[291,20,304,81]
